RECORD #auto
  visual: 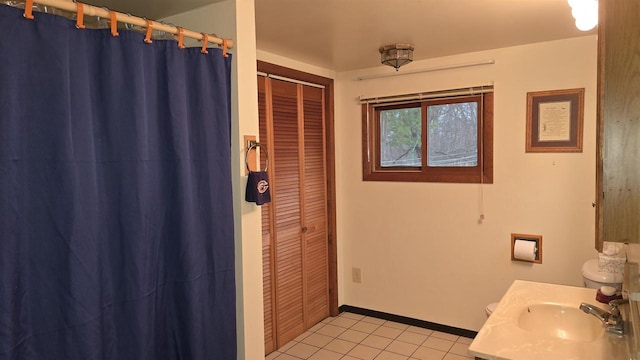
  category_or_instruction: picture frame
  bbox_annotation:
[526,88,584,153]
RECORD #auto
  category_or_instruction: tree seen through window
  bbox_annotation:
[363,91,493,183]
[380,107,421,167]
[379,101,478,168]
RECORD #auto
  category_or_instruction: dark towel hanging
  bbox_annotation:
[245,170,271,205]
[244,141,271,205]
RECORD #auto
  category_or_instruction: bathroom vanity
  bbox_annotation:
[468,280,630,360]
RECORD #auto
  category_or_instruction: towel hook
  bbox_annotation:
[245,140,268,172]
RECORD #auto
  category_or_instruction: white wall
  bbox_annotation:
[164,5,601,352]
[257,50,337,79]
[163,1,264,358]
[336,36,599,331]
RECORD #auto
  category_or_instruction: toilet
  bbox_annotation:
[582,258,623,291]
[485,302,498,317]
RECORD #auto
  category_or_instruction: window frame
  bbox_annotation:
[362,92,493,183]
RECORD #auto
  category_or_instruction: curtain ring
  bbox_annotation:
[23,0,35,19]
[220,39,229,58]
[176,27,186,49]
[125,14,133,29]
[75,2,86,29]
[245,141,268,173]
[109,10,119,37]
[200,33,209,54]
[144,19,153,44]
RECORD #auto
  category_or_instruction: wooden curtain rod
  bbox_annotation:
[21,0,234,49]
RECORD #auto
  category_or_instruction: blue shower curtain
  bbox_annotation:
[0,4,235,359]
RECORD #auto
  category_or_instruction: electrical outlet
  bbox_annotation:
[352,267,362,283]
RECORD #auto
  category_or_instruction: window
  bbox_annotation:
[362,90,493,183]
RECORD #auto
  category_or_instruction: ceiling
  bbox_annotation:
[87,0,595,72]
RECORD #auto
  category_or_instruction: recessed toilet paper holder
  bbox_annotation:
[511,233,542,264]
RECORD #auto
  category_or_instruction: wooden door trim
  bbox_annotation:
[257,61,339,316]
[263,77,279,350]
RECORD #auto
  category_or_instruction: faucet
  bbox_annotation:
[579,303,610,322]
[579,299,629,335]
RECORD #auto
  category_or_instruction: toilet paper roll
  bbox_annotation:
[514,239,537,261]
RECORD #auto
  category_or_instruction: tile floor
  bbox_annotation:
[265,312,475,360]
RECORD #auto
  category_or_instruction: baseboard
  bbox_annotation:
[339,305,478,339]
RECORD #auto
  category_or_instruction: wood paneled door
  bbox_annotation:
[257,62,337,355]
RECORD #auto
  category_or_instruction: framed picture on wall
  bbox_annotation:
[526,88,584,153]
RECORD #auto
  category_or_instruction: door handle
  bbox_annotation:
[301,226,308,234]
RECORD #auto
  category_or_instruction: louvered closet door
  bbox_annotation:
[271,79,305,346]
[301,86,329,328]
[260,76,330,352]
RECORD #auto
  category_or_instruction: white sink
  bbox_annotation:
[517,304,604,342]
[469,280,629,360]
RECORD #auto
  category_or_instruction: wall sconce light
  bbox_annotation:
[379,44,414,71]
[568,0,598,31]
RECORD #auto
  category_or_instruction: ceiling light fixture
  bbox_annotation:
[379,44,414,71]
[568,0,598,31]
